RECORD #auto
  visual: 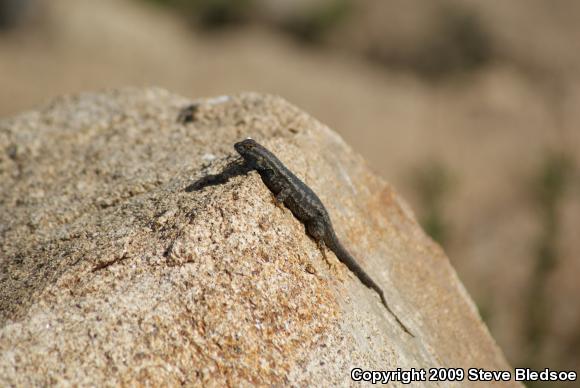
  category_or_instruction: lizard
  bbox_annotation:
[233,138,414,336]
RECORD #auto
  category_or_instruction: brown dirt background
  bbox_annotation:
[1,0,579,376]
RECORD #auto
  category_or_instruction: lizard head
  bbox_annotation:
[234,138,264,161]
[234,138,280,171]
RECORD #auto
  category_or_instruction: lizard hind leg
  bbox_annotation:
[316,240,334,269]
[307,220,334,269]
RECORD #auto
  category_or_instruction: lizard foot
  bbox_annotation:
[270,193,285,210]
[316,240,335,270]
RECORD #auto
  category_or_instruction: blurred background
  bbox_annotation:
[1,0,578,380]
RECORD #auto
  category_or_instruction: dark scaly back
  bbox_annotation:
[234,139,318,202]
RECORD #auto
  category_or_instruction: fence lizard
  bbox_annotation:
[234,139,413,336]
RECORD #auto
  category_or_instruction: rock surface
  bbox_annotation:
[0,89,518,386]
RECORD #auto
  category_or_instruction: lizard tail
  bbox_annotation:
[325,229,414,337]
[377,289,415,337]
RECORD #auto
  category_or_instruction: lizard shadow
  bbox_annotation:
[185,158,252,192]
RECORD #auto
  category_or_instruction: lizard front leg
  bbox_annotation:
[275,188,290,204]
[271,187,290,210]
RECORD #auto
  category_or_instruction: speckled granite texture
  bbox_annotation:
[0,89,519,386]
